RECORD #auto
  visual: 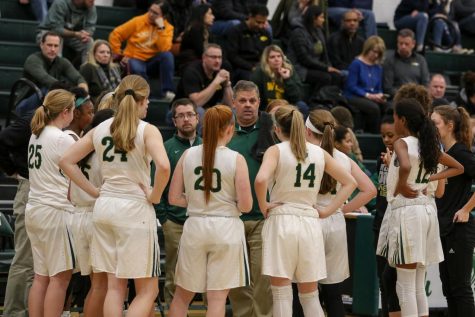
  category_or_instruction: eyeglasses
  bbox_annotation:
[174,112,197,120]
[204,54,222,60]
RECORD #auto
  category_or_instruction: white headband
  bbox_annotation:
[305,117,323,135]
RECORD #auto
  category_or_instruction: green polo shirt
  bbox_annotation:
[153,134,202,225]
[228,120,265,221]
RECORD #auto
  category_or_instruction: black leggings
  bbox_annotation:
[320,283,345,317]
[439,224,475,317]
[291,282,346,317]
[374,229,400,316]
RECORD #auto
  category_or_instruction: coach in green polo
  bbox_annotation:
[228,80,275,317]
[153,98,202,307]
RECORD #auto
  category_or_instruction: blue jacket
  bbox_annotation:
[344,58,383,98]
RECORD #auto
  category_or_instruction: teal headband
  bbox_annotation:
[75,96,91,108]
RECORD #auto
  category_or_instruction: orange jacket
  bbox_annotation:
[109,13,174,61]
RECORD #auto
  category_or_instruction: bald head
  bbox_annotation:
[429,74,446,99]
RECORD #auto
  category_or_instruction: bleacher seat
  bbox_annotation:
[0,67,23,91]
[0,42,38,67]
[356,133,385,161]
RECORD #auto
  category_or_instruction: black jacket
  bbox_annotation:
[0,113,34,179]
[327,29,364,70]
[225,22,271,71]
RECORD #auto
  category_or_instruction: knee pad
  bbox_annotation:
[271,285,293,317]
[416,265,429,316]
[396,268,418,317]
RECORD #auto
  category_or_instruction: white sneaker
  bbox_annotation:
[163,91,175,102]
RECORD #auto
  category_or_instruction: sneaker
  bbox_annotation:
[162,91,175,102]
[433,47,451,53]
[61,311,71,317]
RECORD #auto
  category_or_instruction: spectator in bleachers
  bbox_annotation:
[250,45,306,114]
[79,40,121,103]
[174,44,232,118]
[383,29,430,97]
[453,0,475,36]
[394,0,429,53]
[20,0,51,22]
[37,0,96,65]
[176,4,215,74]
[109,0,175,100]
[429,74,451,107]
[344,35,387,134]
[17,32,88,116]
[210,0,248,36]
[271,0,318,49]
[327,0,377,38]
[455,71,475,115]
[288,5,343,94]
[167,0,194,50]
[428,1,471,54]
[327,10,365,72]
[225,4,271,82]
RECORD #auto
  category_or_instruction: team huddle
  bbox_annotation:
[20,75,475,317]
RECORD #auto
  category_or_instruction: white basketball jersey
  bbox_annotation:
[387,136,433,201]
[70,152,102,207]
[183,145,240,217]
[92,118,151,200]
[316,149,351,209]
[28,125,75,211]
[269,141,325,206]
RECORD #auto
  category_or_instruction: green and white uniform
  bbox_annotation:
[91,118,159,278]
[26,125,76,276]
[377,136,444,267]
[262,141,326,283]
[175,145,249,293]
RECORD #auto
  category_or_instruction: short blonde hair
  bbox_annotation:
[361,36,386,64]
[86,39,114,67]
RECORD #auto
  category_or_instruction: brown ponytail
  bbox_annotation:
[202,105,234,203]
[433,105,473,150]
[110,75,150,152]
[274,106,307,162]
[31,89,75,137]
[308,109,337,194]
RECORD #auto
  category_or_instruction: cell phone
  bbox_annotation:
[155,17,165,29]
[383,93,391,100]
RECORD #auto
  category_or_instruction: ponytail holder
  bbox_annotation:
[323,121,335,129]
[124,89,135,97]
[305,117,323,135]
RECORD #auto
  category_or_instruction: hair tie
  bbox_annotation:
[124,89,135,97]
[305,117,323,134]
[323,121,335,129]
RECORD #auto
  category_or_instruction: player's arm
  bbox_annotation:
[341,159,377,213]
[393,139,417,198]
[318,151,357,218]
[428,152,464,182]
[235,153,252,213]
[168,154,187,208]
[144,124,170,204]
[254,145,279,218]
[59,130,98,198]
